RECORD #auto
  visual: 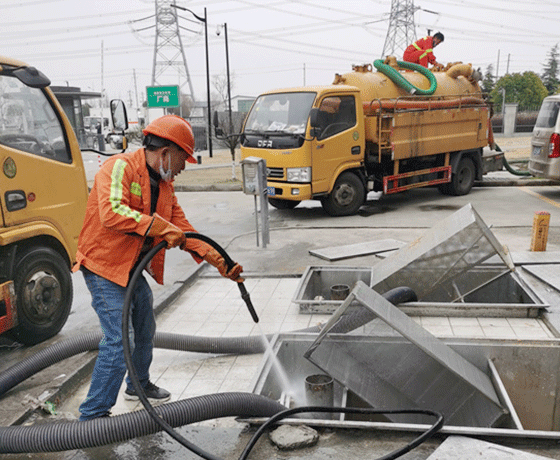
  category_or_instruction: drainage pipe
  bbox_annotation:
[363,96,485,114]
[0,392,285,453]
[496,143,532,176]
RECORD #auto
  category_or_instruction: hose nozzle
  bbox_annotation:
[238,283,259,323]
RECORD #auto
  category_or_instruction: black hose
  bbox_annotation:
[122,236,418,460]
[240,406,444,460]
[123,239,220,460]
[183,232,259,323]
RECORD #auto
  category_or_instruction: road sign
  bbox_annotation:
[146,86,179,108]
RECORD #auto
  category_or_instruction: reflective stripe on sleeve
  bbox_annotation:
[419,48,433,59]
[110,159,143,223]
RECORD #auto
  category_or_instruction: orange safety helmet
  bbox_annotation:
[142,115,196,164]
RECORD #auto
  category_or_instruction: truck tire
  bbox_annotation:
[268,198,300,209]
[439,156,475,196]
[321,171,365,216]
[11,247,73,345]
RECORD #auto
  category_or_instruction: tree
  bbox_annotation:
[490,71,548,112]
[166,92,194,118]
[481,64,495,94]
[542,44,560,95]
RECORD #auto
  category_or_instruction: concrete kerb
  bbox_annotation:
[177,179,557,191]
[475,177,558,187]
[175,183,242,192]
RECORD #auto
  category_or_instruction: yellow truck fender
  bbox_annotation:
[327,162,365,194]
[0,222,74,267]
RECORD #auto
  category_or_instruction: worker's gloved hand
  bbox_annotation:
[204,248,244,282]
[147,213,186,249]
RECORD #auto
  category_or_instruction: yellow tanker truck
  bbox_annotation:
[240,57,503,216]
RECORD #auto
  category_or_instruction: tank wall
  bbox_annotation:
[337,70,481,101]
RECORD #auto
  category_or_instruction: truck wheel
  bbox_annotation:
[268,198,300,209]
[11,247,73,345]
[439,157,475,196]
[321,172,365,216]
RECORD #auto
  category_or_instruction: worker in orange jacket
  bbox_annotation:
[75,115,243,421]
[403,32,444,68]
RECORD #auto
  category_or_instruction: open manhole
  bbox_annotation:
[293,204,546,316]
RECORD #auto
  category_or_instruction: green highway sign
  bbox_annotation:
[146,86,179,108]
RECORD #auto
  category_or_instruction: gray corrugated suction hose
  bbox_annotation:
[0,286,416,398]
[0,392,285,453]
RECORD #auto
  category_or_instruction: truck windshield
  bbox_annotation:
[0,74,70,162]
[245,92,316,135]
[535,100,560,128]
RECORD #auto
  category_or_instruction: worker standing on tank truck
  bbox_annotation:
[73,115,244,421]
[403,32,444,68]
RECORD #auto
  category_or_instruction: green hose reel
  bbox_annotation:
[373,59,437,95]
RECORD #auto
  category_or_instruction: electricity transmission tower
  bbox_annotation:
[151,0,196,101]
[381,0,418,58]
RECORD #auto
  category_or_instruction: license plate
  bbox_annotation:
[532,146,542,157]
[267,186,275,196]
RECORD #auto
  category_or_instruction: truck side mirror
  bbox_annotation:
[309,108,321,139]
[110,100,128,132]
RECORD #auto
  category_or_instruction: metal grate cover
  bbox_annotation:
[369,204,515,302]
[305,281,507,427]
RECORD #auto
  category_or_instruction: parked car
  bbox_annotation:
[528,95,560,179]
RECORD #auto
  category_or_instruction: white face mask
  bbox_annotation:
[159,153,173,182]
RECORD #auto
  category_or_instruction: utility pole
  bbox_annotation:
[133,69,139,111]
[101,40,105,108]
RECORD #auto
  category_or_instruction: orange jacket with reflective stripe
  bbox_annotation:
[403,36,437,66]
[73,147,211,287]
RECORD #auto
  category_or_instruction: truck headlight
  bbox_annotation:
[287,167,311,183]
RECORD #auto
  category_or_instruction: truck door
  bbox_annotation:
[311,95,360,194]
[0,74,86,249]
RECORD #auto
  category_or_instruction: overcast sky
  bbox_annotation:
[2,0,559,111]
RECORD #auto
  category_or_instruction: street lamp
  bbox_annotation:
[217,23,233,138]
[171,4,213,157]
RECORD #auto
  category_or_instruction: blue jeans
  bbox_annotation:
[79,268,155,421]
